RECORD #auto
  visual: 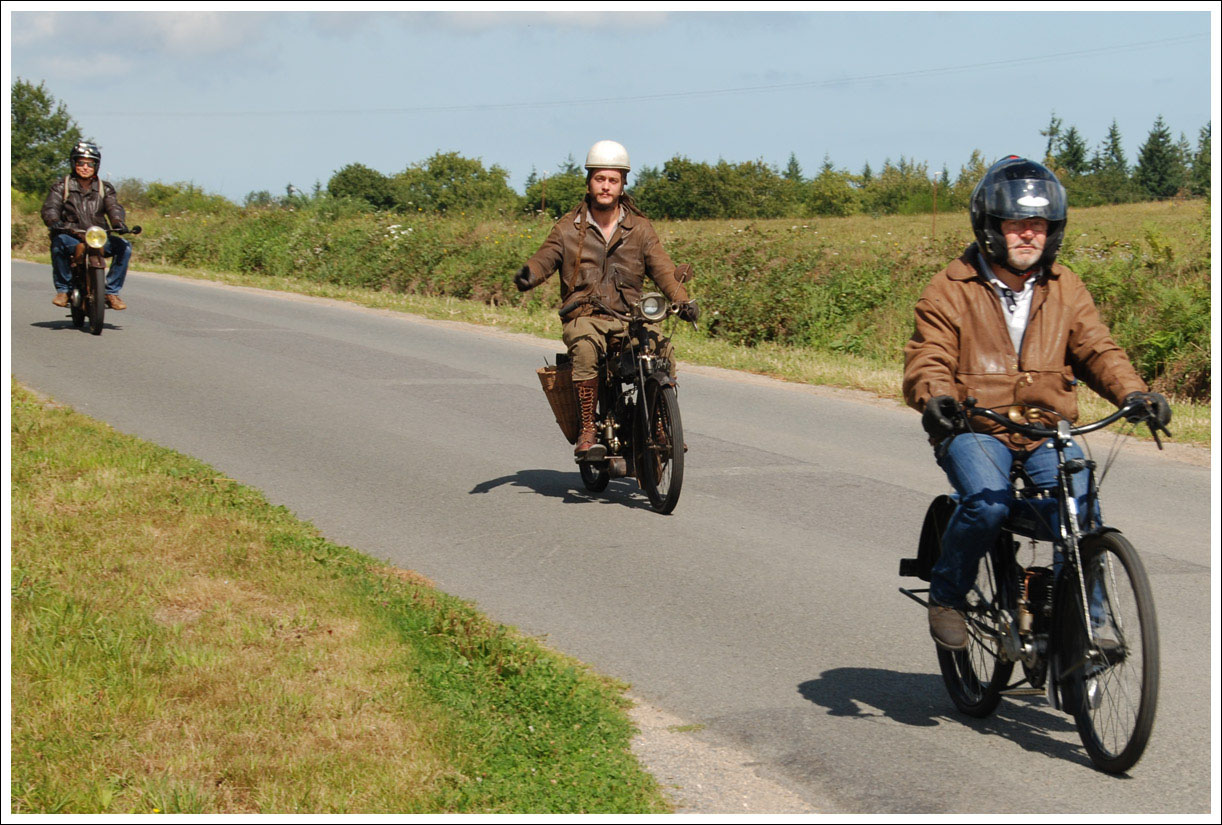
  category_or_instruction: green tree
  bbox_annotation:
[1040,111,1063,162]
[805,162,860,216]
[783,152,803,182]
[1190,122,1210,197]
[1056,126,1089,176]
[11,77,84,194]
[521,168,586,218]
[1134,115,1185,198]
[327,163,394,210]
[391,151,517,215]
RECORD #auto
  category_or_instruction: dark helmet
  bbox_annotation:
[969,156,1067,267]
[69,140,102,170]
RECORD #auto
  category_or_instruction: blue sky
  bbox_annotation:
[6,6,1216,203]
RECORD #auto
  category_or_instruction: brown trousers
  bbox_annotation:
[562,315,674,381]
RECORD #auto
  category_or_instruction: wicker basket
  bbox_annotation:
[537,361,579,444]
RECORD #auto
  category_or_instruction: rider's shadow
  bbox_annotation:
[470,469,655,510]
[798,667,1094,768]
[31,319,122,333]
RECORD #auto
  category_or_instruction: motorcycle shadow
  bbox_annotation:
[470,468,656,510]
[31,319,122,333]
[798,667,1091,767]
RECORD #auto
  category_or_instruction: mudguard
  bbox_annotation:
[900,494,956,580]
[1049,526,1122,712]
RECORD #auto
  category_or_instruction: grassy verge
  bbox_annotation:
[9,381,670,814]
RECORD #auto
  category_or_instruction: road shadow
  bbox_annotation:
[470,468,654,510]
[798,667,1097,770]
[30,319,123,333]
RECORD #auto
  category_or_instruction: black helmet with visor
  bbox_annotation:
[969,156,1067,268]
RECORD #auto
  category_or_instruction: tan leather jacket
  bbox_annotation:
[903,244,1147,449]
[520,200,689,322]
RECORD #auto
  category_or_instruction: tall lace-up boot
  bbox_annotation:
[574,378,605,461]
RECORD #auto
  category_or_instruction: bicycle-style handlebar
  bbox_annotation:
[961,397,1171,448]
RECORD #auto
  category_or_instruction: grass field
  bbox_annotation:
[9,382,670,814]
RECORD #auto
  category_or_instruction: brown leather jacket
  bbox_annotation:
[41,175,127,237]
[903,244,1147,449]
[519,200,689,322]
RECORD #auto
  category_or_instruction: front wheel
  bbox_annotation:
[69,287,85,329]
[88,266,106,335]
[639,384,683,514]
[936,535,1016,717]
[1060,532,1159,773]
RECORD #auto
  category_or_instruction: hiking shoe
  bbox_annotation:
[928,605,968,650]
[52,292,69,307]
[106,294,127,310]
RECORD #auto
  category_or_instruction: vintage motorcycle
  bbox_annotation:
[67,224,140,335]
[557,292,693,514]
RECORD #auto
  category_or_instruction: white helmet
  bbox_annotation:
[584,140,630,172]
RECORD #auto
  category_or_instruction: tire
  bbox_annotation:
[1060,532,1159,773]
[579,461,610,492]
[937,536,1016,717]
[88,265,106,335]
[639,384,683,514]
[69,287,85,329]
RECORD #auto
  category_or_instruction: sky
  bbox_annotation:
[4,5,1218,204]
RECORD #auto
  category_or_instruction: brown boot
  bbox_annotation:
[574,378,605,460]
[52,292,69,308]
[105,294,127,310]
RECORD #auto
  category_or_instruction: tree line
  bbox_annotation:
[11,77,1212,221]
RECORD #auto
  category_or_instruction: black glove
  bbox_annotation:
[1123,391,1172,427]
[922,395,962,440]
[677,301,700,323]
[513,266,533,292]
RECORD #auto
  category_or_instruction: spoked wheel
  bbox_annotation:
[937,536,1016,717]
[88,266,106,335]
[1060,531,1158,773]
[639,383,683,514]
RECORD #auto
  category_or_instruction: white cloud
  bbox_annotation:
[10,12,66,46]
[129,11,276,57]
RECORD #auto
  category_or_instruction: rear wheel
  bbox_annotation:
[639,384,683,514]
[88,266,105,335]
[1060,532,1158,773]
[937,536,1016,717]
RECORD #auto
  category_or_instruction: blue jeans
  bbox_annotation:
[50,232,131,295]
[930,433,1098,608]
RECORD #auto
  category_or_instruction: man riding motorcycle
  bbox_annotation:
[902,156,1171,650]
[41,140,133,310]
[514,140,698,459]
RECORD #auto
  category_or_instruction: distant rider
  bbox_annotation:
[514,140,698,459]
[41,140,132,310]
[902,156,1171,650]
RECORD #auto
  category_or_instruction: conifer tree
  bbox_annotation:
[1134,115,1185,198]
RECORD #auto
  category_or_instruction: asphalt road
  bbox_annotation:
[8,260,1214,813]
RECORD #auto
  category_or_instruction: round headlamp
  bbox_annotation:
[84,226,108,249]
[639,292,668,322]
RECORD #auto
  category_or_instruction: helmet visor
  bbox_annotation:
[981,177,1066,221]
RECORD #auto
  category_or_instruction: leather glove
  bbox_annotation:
[1123,391,1172,427]
[677,301,700,323]
[513,266,533,292]
[922,395,962,440]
